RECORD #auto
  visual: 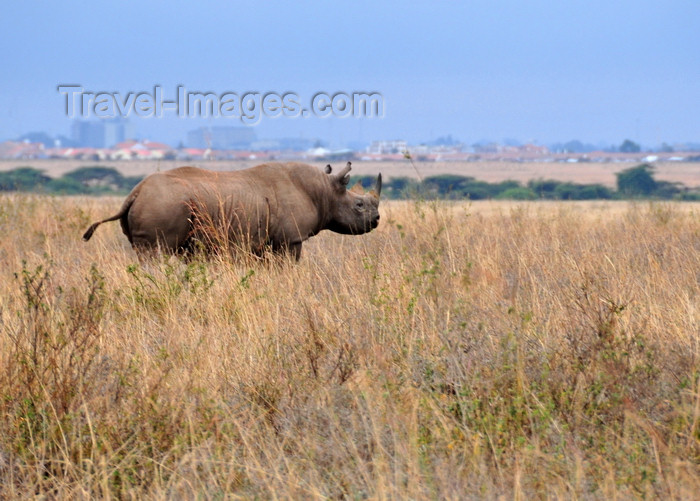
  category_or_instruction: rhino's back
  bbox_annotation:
[127,166,273,251]
[125,171,196,249]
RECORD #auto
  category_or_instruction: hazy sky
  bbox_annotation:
[1,1,698,147]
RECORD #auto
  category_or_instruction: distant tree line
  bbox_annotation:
[0,166,142,195]
[0,164,697,200]
[352,164,699,201]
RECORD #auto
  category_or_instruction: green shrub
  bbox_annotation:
[497,187,537,200]
[0,167,51,191]
[554,183,612,200]
[616,164,657,196]
[45,177,88,195]
[528,179,561,198]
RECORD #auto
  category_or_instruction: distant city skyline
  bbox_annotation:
[10,119,700,153]
[7,121,700,162]
[1,2,699,149]
[9,119,700,154]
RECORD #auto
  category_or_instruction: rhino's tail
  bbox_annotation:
[82,187,140,241]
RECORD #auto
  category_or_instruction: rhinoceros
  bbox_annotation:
[82,161,381,259]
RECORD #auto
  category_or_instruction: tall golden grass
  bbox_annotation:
[0,195,698,499]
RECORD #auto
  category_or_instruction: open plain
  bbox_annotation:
[0,195,698,498]
[2,159,699,188]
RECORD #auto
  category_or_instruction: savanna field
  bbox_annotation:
[0,195,698,499]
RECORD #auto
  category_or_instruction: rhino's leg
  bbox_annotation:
[128,199,193,255]
[289,242,302,261]
[130,230,184,255]
[269,241,302,261]
[132,243,161,263]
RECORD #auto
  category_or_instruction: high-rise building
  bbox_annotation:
[71,120,104,148]
[71,119,133,148]
[186,126,256,149]
[104,119,134,147]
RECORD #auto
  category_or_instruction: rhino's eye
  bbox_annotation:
[354,199,365,209]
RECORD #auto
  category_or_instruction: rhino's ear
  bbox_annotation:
[324,164,332,174]
[334,161,352,187]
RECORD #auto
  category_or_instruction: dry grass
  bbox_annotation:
[0,195,698,499]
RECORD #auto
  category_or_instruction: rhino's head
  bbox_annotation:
[326,162,382,235]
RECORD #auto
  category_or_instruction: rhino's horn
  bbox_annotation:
[349,181,365,194]
[373,173,382,198]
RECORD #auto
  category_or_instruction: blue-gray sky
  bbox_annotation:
[1,1,698,147]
